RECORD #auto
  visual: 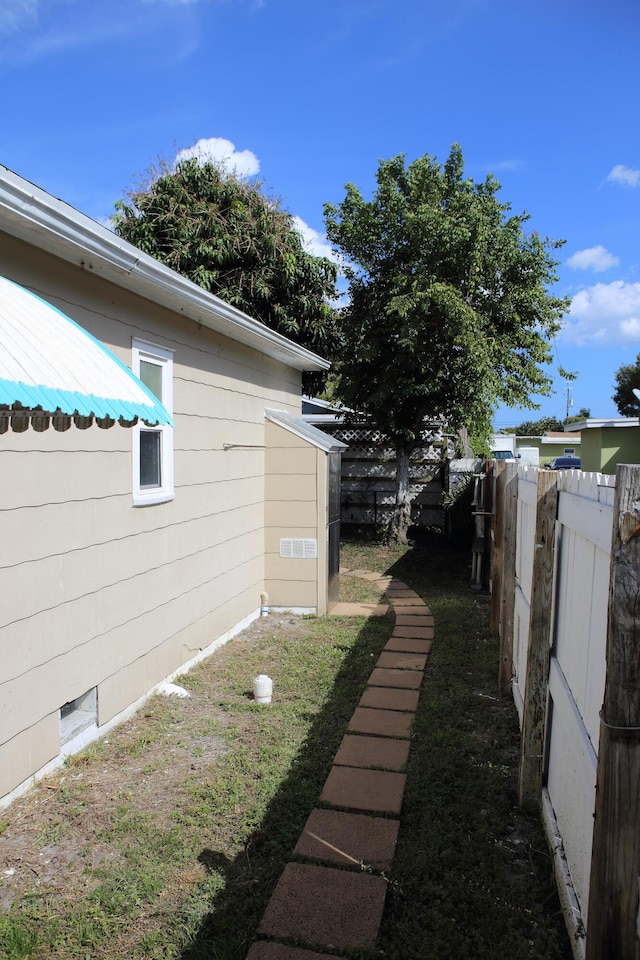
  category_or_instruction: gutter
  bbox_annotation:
[0,166,330,374]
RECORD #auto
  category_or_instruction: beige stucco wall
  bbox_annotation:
[264,421,329,614]
[0,231,304,802]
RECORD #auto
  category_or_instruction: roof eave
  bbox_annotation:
[0,166,330,373]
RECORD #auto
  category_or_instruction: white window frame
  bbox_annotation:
[132,339,174,506]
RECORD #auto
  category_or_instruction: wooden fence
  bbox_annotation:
[487,461,640,960]
[316,422,448,528]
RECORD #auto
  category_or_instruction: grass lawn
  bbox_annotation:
[0,529,571,960]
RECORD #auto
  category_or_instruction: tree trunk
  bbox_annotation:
[387,441,412,544]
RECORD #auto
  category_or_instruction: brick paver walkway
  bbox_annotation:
[245,572,434,959]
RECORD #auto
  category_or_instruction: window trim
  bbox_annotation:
[132,338,174,506]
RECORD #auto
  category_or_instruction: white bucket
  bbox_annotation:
[253,674,273,704]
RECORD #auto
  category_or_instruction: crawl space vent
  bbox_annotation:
[280,538,318,559]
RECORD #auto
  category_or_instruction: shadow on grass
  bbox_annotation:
[180,602,394,960]
[181,532,571,960]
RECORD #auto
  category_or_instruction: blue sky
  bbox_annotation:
[2,0,639,428]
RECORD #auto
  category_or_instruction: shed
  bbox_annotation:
[264,410,347,615]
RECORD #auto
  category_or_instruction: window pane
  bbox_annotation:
[140,430,161,488]
[139,360,163,402]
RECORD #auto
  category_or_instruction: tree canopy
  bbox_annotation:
[113,158,339,369]
[613,354,640,416]
[324,145,569,540]
[502,410,589,435]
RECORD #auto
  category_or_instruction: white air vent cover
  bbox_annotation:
[280,538,318,559]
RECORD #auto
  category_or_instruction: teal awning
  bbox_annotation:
[0,276,173,432]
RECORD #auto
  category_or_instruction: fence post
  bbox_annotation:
[518,468,557,811]
[498,462,518,696]
[585,464,640,960]
[490,460,505,636]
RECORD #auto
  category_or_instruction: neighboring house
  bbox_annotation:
[514,431,581,465]
[565,418,640,474]
[0,166,344,807]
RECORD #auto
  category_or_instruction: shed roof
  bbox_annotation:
[265,409,348,452]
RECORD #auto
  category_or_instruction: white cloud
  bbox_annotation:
[607,164,640,188]
[174,137,260,178]
[562,281,640,344]
[565,245,619,273]
[292,216,341,263]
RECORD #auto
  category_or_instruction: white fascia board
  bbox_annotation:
[0,166,329,373]
[569,418,638,431]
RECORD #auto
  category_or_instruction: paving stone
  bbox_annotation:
[386,580,410,589]
[391,625,434,640]
[390,597,431,610]
[257,862,388,950]
[395,613,435,626]
[359,686,420,712]
[368,667,422,689]
[294,808,399,869]
[329,602,389,617]
[376,651,427,671]
[348,706,413,738]
[385,636,432,654]
[246,943,329,960]
[384,589,415,598]
[334,733,410,770]
[321,766,406,814]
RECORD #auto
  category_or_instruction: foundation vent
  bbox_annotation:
[279,538,318,559]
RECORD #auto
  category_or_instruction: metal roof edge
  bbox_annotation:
[265,408,348,452]
[0,166,329,373]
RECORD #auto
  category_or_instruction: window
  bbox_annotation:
[563,448,575,455]
[132,339,174,506]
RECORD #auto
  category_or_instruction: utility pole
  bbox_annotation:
[565,385,573,419]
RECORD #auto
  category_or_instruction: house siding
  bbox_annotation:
[264,420,325,612]
[0,232,302,802]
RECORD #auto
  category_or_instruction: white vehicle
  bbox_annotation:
[490,434,517,460]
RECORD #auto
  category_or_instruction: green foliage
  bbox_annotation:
[505,416,566,435]
[613,353,640,416]
[324,145,569,446]
[565,407,590,424]
[113,158,339,381]
[502,409,589,434]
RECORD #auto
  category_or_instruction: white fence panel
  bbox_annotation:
[504,467,616,944]
[545,471,614,928]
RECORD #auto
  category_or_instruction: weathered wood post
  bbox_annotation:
[490,459,505,637]
[585,464,640,960]
[518,468,557,811]
[498,461,518,696]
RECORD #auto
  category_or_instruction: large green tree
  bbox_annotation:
[613,353,640,415]
[113,158,339,378]
[324,145,569,542]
